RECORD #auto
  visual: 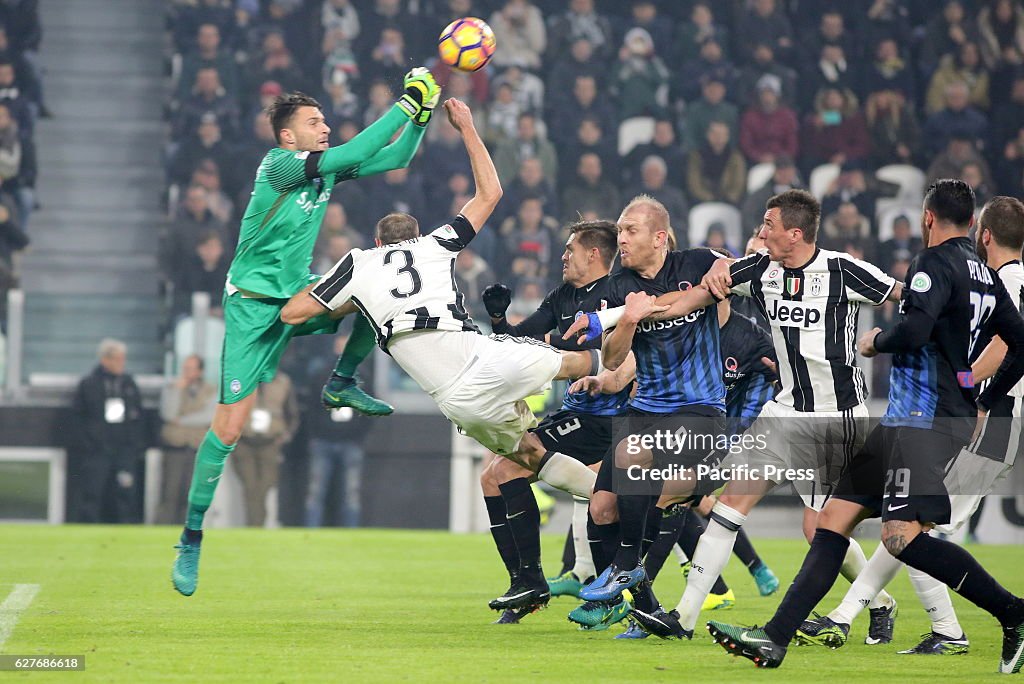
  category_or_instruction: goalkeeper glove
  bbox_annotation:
[482,283,512,319]
[397,67,441,126]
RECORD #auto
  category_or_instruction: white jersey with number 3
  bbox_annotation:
[311,214,481,346]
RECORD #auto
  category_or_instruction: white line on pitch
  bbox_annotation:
[0,584,41,650]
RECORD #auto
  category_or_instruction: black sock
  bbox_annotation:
[559,524,575,575]
[182,527,202,545]
[484,495,518,581]
[595,520,620,576]
[631,577,660,612]
[897,532,1024,627]
[587,512,608,575]
[641,499,662,557]
[612,492,650,568]
[764,528,848,645]
[733,527,763,572]
[643,506,684,582]
[498,478,542,582]
[679,509,730,594]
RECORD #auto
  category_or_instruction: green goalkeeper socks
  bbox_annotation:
[334,315,376,378]
[185,430,236,530]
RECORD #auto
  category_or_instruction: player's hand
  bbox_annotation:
[563,311,602,344]
[760,356,777,376]
[858,327,882,357]
[444,98,475,133]
[623,291,668,325]
[482,282,512,319]
[398,67,440,126]
[702,258,733,300]
[569,375,604,396]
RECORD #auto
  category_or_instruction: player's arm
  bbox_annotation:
[839,255,899,305]
[601,292,665,370]
[353,120,428,178]
[484,283,557,340]
[569,351,637,395]
[281,253,360,325]
[861,256,948,357]
[973,335,1008,384]
[448,98,502,232]
[977,285,1024,412]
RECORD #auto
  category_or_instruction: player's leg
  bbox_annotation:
[901,561,969,654]
[676,505,735,609]
[321,315,394,415]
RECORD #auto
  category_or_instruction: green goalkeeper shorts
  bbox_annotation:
[219,290,339,404]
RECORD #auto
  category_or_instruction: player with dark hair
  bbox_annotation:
[281,99,601,616]
[707,181,1024,673]
[171,71,440,597]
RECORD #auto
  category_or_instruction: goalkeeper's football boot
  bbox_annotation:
[707,621,787,668]
[630,607,692,640]
[615,618,650,640]
[898,631,969,655]
[547,571,585,598]
[321,373,393,416]
[488,575,550,612]
[1001,618,1024,674]
[171,532,202,596]
[703,588,736,611]
[568,594,631,631]
[579,563,646,601]
[752,563,780,596]
[865,599,897,645]
[794,613,850,648]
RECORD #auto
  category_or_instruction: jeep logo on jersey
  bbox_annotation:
[766,299,823,328]
[785,276,801,295]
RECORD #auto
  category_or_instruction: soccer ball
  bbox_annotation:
[438,17,496,72]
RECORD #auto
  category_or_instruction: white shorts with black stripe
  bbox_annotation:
[718,400,870,511]
[424,333,563,456]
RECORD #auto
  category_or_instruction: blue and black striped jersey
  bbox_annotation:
[720,312,777,432]
[607,249,725,413]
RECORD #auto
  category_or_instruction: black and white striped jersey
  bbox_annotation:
[728,247,896,412]
[976,260,1024,399]
[311,214,481,350]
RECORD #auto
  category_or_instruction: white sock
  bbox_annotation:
[538,452,595,499]
[674,502,745,631]
[673,543,689,565]
[829,542,901,624]
[570,496,595,580]
[908,564,964,639]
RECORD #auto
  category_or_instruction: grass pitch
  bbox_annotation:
[1,524,1021,682]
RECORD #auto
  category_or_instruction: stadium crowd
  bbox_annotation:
[0,0,40,330]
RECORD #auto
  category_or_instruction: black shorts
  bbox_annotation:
[834,424,967,524]
[593,405,725,496]
[530,409,612,467]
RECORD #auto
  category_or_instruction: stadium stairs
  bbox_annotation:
[18,0,166,380]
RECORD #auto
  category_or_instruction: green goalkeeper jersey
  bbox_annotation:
[227,105,421,299]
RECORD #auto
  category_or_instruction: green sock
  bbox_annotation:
[185,430,236,530]
[334,315,375,378]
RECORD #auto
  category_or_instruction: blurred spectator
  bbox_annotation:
[365,167,426,222]
[861,37,916,101]
[247,30,307,98]
[172,231,230,319]
[962,160,994,205]
[0,100,20,184]
[189,159,233,225]
[677,36,734,105]
[802,87,870,168]
[675,2,729,65]
[312,224,363,275]
[865,89,920,168]
[321,22,359,95]
[545,37,603,118]
[423,115,473,199]
[363,26,408,87]
[804,10,861,64]
[545,0,614,63]
[992,73,1024,152]
[735,41,797,108]
[742,155,802,230]
[170,112,233,189]
[821,201,873,259]
[0,57,31,136]
[625,118,686,188]
[628,155,689,235]
[165,184,227,276]
[926,133,994,187]
[920,1,977,74]
[172,0,236,55]
[304,334,370,527]
[234,371,299,527]
[488,0,546,71]
[0,26,42,118]
[878,214,923,273]
[821,160,894,223]
[233,112,277,193]
[561,153,620,223]
[494,112,558,185]
[0,176,26,284]
[176,67,239,140]
[978,0,1024,70]
[358,0,416,57]
[926,41,989,114]
[483,82,519,145]
[69,339,145,524]
[560,117,616,188]
[258,0,318,66]
[735,0,794,65]
[491,65,544,116]
[996,126,1024,195]
[498,156,556,225]
[178,23,239,103]
[862,0,913,48]
[320,72,361,128]
[739,76,799,164]
[454,247,497,322]
[321,0,360,50]
[618,0,673,57]
[611,28,670,119]
[922,81,989,156]
[686,120,746,206]
[363,80,394,128]
[702,223,738,256]
[157,354,216,524]
[499,194,560,284]
[550,74,615,148]
[802,44,862,108]
[684,74,738,151]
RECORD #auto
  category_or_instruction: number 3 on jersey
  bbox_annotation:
[385,249,422,298]
[968,290,996,356]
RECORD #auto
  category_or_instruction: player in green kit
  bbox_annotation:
[171,68,440,597]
